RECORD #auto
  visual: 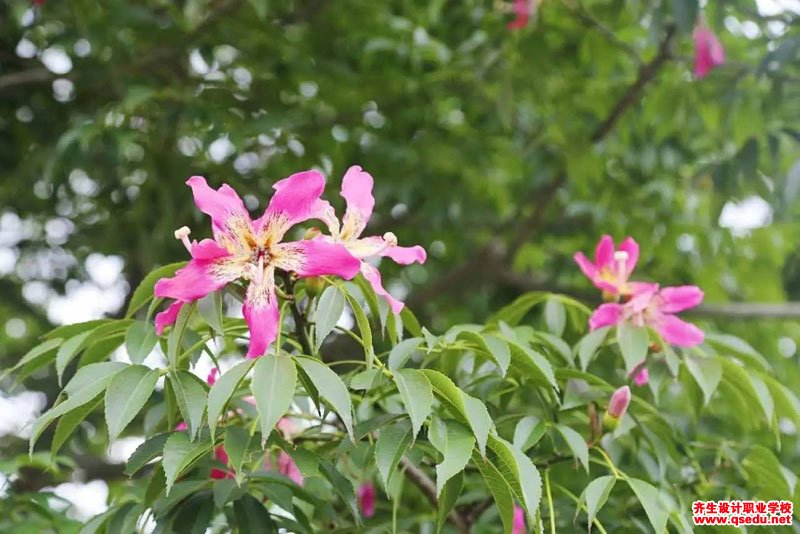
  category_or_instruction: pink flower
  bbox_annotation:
[153,172,361,358]
[513,504,526,533]
[277,451,304,485]
[693,24,725,79]
[357,482,377,518]
[206,368,218,386]
[311,166,426,314]
[574,235,639,297]
[507,0,530,30]
[175,421,188,431]
[589,284,704,347]
[210,445,234,480]
[631,366,649,386]
[607,385,631,419]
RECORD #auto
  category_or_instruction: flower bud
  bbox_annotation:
[357,481,376,518]
[304,276,326,297]
[603,386,631,430]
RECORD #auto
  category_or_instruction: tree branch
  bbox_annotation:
[400,456,470,534]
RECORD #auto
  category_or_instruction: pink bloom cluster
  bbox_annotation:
[154,167,426,358]
[575,236,705,383]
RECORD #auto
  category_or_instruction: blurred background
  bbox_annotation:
[1,0,799,525]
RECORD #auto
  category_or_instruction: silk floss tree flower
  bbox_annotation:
[357,481,376,518]
[603,385,631,430]
[589,283,704,347]
[693,22,725,79]
[310,166,426,314]
[574,235,639,298]
[153,172,361,358]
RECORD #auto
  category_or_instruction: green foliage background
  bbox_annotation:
[1,0,799,532]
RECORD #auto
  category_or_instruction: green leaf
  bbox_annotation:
[544,297,566,336]
[436,471,463,534]
[167,302,194,367]
[488,292,547,326]
[473,449,515,534]
[489,436,542,523]
[349,369,384,390]
[421,369,492,456]
[616,322,648,374]
[576,327,610,371]
[484,334,511,375]
[161,432,213,494]
[704,332,770,371]
[247,0,269,20]
[126,262,186,317]
[126,432,170,475]
[375,420,413,490]
[579,476,616,530]
[742,445,791,501]
[197,290,224,334]
[295,357,353,441]
[672,0,699,33]
[506,341,558,389]
[556,425,589,473]
[627,478,667,533]
[224,425,252,478]
[319,461,360,524]
[252,353,297,442]
[719,359,775,423]
[105,365,159,440]
[8,338,61,375]
[44,319,110,341]
[233,493,276,533]
[394,369,433,439]
[51,396,102,455]
[55,331,92,386]
[513,415,546,452]
[387,337,422,370]
[400,306,423,337]
[684,355,722,406]
[64,362,128,396]
[313,286,345,351]
[342,290,375,368]
[125,321,158,365]
[434,420,475,496]
[170,370,208,440]
[213,478,245,509]
[208,359,255,438]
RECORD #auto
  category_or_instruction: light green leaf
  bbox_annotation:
[576,327,610,371]
[436,471,463,534]
[387,337,422,370]
[434,420,475,496]
[161,432,213,495]
[704,332,770,371]
[197,290,224,334]
[52,396,102,455]
[319,461,361,524]
[627,478,667,533]
[506,342,558,389]
[224,425,252,478]
[126,432,170,475]
[63,362,128,397]
[55,331,92,386]
[167,303,194,367]
[684,356,722,406]
[295,356,353,441]
[748,374,774,422]
[488,292,547,327]
[314,286,345,351]
[556,425,589,473]
[473,449,515,534]
[580,476,616,529]
[400,307,423,338]
[342,291,375,367]
[170,370,208,440]
[375,420,413,490]
[252,353,297,442]
[513,415,546,452]
[126,262,186,318]
[8,338,62,375]
[616,322,648,374]
[394,369,433,439]
[208,359,255,438]
[125,321,158,365]
[484,334,511,375]
[105,365,159,440]
[544,297,566,336]
[349,369,384,390]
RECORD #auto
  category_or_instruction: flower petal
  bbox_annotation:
[277,451,304,486]
[309,199,341,236]
[659,285,703,313]
[574,252,599,281]
[513,504,526,534]
[381,244,427,265]
[155,300,184,335]
[589,303,623,331]
[255,170,325,242]
[617,237,639,276]
[186,176,253,252]
[273,239,360,280]
[693,26,725,79]
[154,251,237,303]
[594,235,614,269]
[243,268,280,358]
[658,314,704,347]
[340,165,375,238]
[361,263,404,314]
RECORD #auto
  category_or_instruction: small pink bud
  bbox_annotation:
[607,385,631,419]
[513,504,526,534]
[175,422,188,431]
[207,368,219,386]
[357,481,376,518]
[632,367,649,386]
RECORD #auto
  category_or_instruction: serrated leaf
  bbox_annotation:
[313,286,345,351]
[617,322,648,374]
[577,327,610,371]
[126,432,170,475]
[8,338,62,374]
[252,353,297,443]
[556,425,589,473]
[387,337,422,370]
[295,357,353,441]
[233,493,276,533]
[126,262,186,317]
[208,359,255,438]
[349,369,384,390]
[473,449,515,534]
[394,369,433,438]
[400,307,423,337]
[319,461,360,524]
[55,331,92,386]
[580,476,616,531]
[161,432,213,494]
[197,290,224,334]
[513,415,546,452]
[64,362,128,396]
[224,425,251,477]
[684,356,722,406]
[375,420,413,490]
[125,321,158,364]
[434,420,474,496]
[170,370,208,440]
[51,396,102,455]
[484,334,511,375]
[488,292,547,327]
[105,365,159,440]
[544,297,566,336]
[167,303,194,367]
[436,471,463,534]
[213,478,244,509]
[506,341,558,389]
[627,478,667,533]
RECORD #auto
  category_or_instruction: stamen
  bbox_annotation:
[254,256,264,286]
[613,250,628,274]
[173,226,192,252]
[372,232,399,256]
